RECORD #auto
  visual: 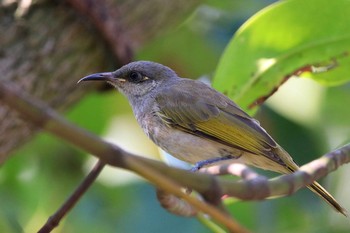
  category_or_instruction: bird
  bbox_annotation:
[78,60,346,216]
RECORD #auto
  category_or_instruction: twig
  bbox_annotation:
[156,189,198,217]
[220,144,350,200]
[199,163,263,180]
[37,160,105,233]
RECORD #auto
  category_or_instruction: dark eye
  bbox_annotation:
[128,72,143,83]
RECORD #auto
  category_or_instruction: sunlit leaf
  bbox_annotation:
[213,0,350,114]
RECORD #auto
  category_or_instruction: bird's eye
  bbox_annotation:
[128,72,143,83]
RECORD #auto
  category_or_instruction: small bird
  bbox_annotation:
[79,61,346,216]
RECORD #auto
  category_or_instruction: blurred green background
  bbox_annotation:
[1,0,350,232]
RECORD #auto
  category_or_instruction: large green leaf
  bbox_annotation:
[213,0,350,113]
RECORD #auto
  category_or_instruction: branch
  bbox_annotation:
[38,161,106,233]
[212,148,350,200]
[156,189,198,217]
[200,163,264,180]
[1,82,349,231]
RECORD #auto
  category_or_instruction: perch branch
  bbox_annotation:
[218,146,350,200]
[200,163,264,180]
[155,149,350,217]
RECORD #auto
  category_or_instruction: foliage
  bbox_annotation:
[213,0,350,114]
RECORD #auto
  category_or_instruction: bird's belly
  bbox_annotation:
[144,119,242,164]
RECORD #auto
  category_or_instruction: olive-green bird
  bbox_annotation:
[79,61,346,216]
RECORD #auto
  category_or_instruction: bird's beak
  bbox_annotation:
[77,72,115,84]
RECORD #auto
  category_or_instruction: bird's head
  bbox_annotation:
[78,61,178,99]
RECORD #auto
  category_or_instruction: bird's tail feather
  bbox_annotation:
[286,163,347,216]
[308,181,347,216]
[276,146,347,216]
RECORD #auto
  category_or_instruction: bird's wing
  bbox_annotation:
[155,79,282,163]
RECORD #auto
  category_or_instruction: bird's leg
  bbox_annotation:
[185,155,236,194]
[190,155,236,172]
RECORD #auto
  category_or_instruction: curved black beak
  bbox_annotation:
[77,72,114,84]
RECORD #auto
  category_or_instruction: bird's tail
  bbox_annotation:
[286,163,347,216]
[275,146,347,216]
[308,181,347,216]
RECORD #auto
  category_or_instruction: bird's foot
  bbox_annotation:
[190,155,234,172]
[186,156,234,194]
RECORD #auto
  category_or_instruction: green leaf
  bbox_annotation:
[213,0,350,114]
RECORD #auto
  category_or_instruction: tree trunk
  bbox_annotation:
[0,0,198,162]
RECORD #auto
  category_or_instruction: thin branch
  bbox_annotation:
[199,163,264,180]
[156,189,198,217]
[38,160,105,233]
[220,145,350,200]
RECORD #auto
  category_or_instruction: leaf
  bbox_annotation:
[213,0,350,114]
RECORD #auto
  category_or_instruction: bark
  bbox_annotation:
[0,1,110,161]
[0,0,198,162]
